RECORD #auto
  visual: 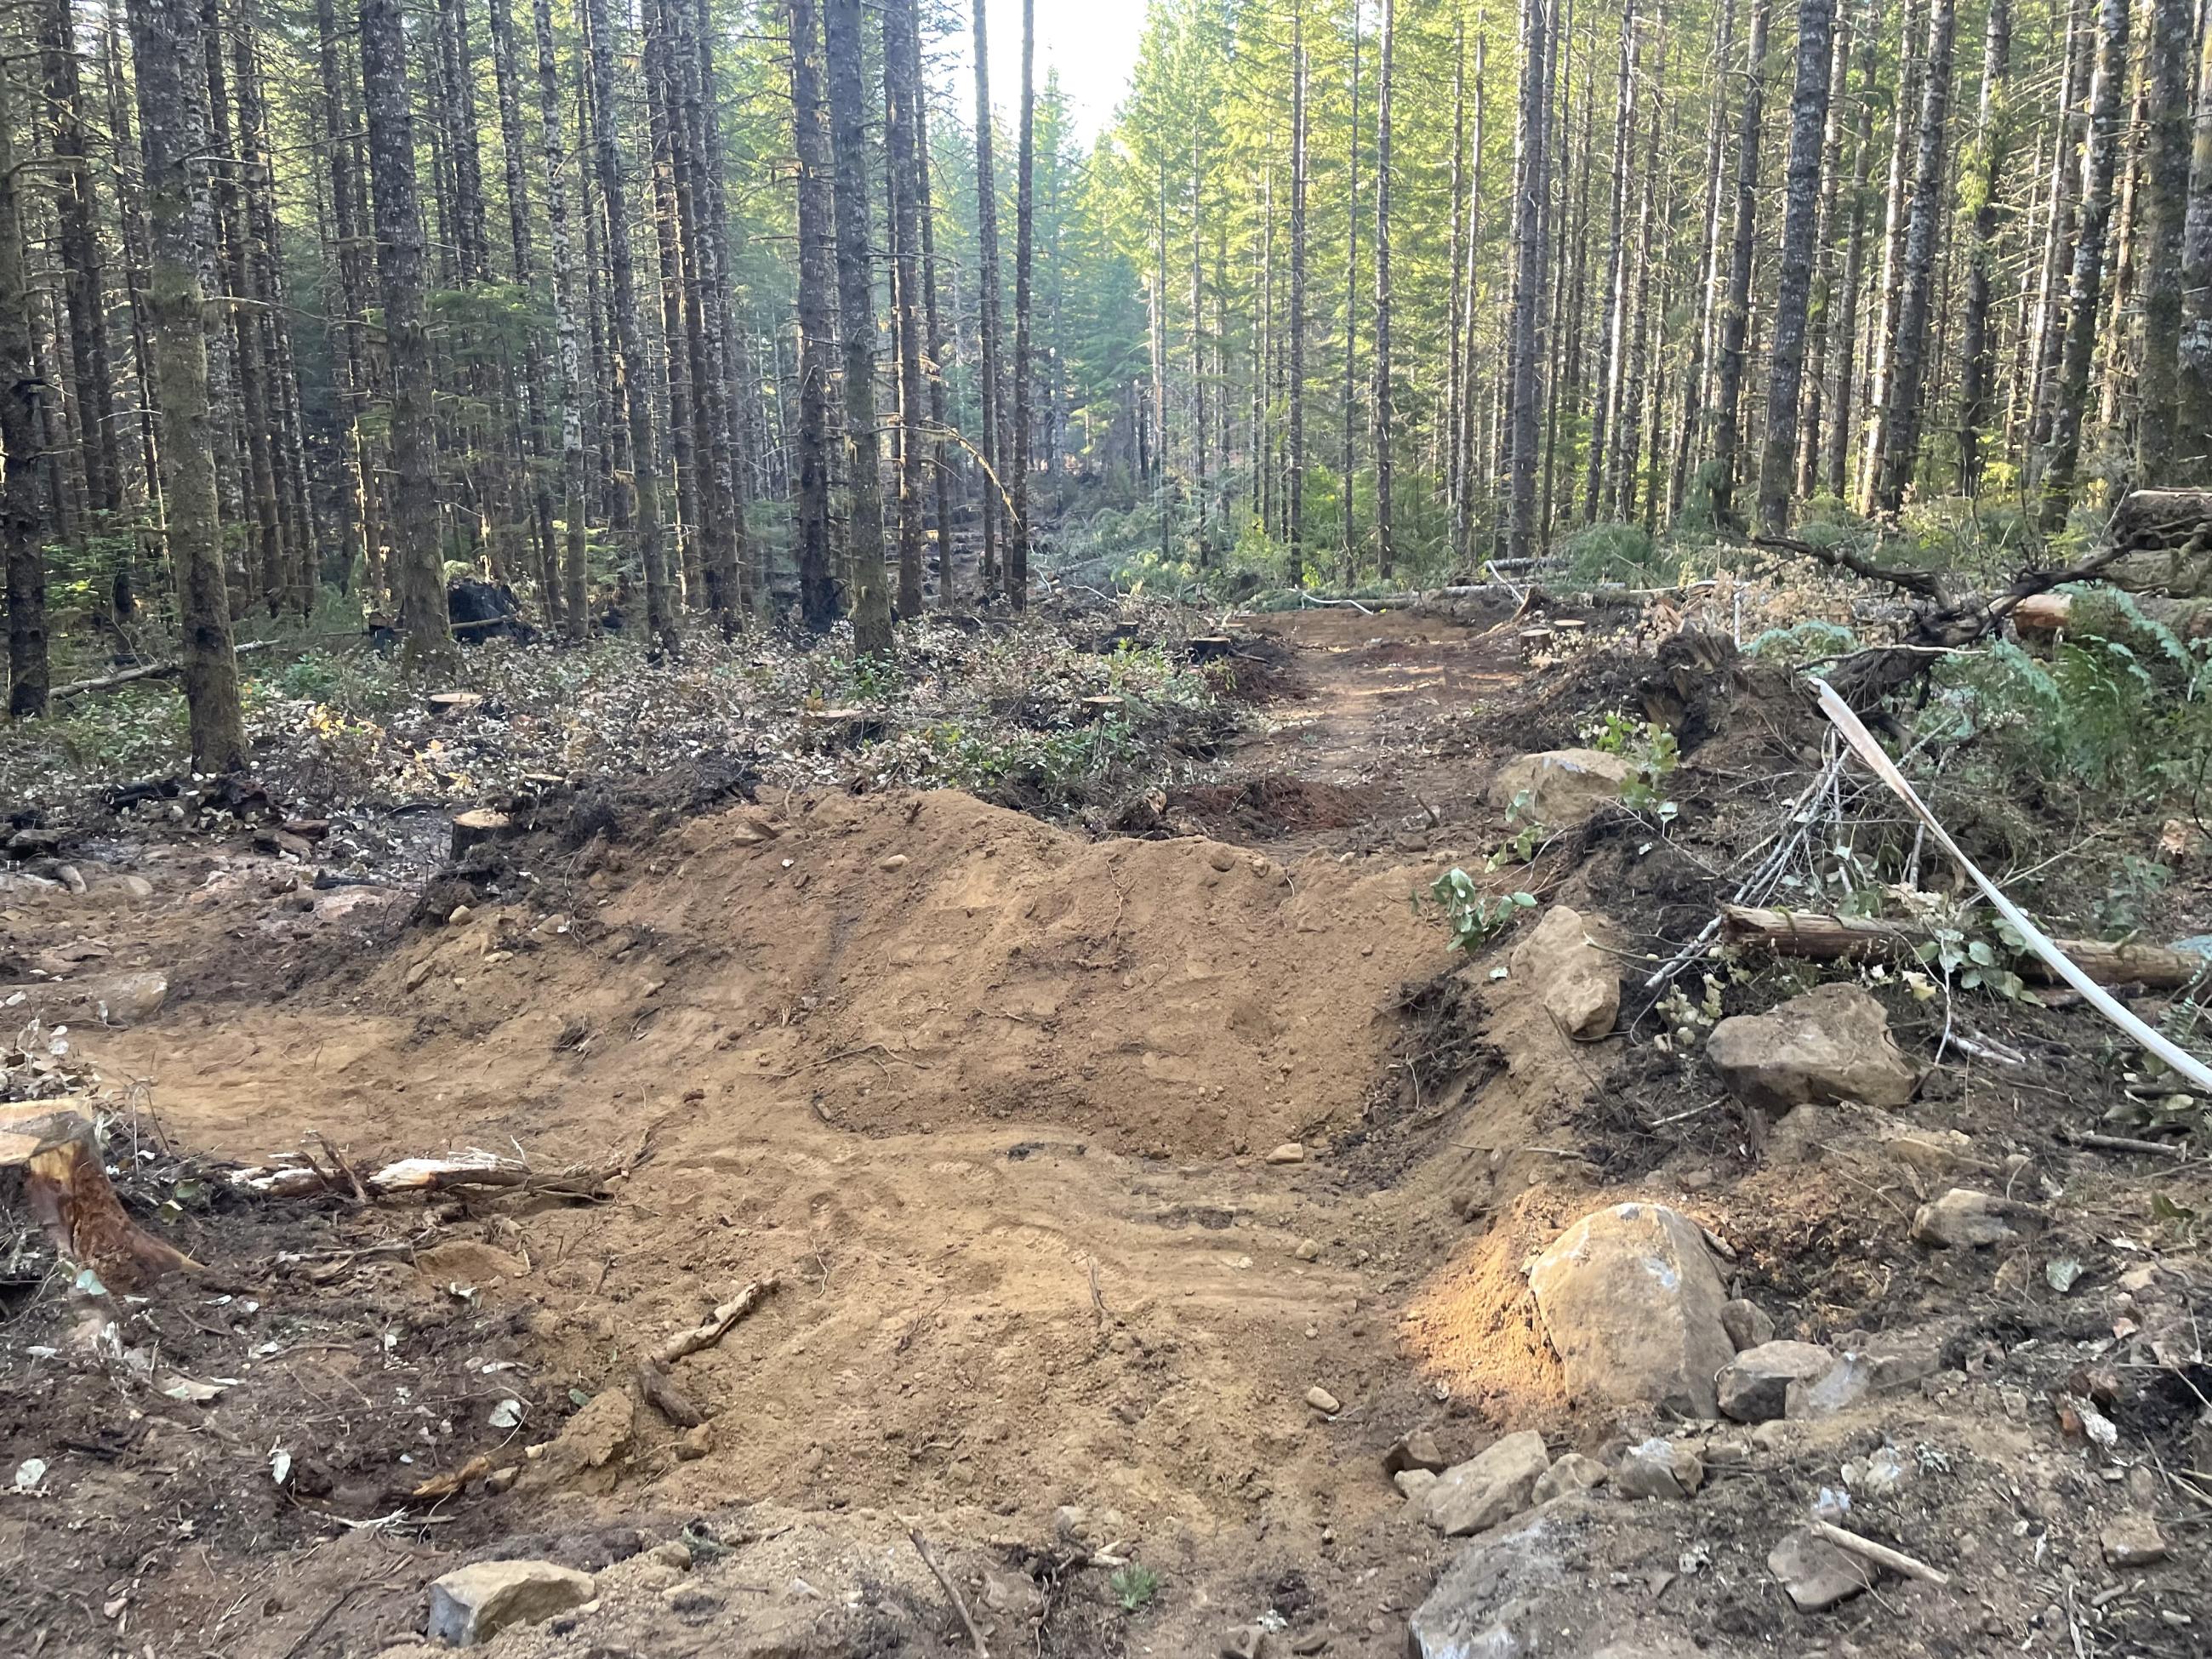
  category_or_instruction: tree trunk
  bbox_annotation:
[1504,0,1552,562]
[0,60,48,721]
[2133,0,2194,476]
[1822,11,1878,499]
[1954,0,2012,493]
[824,0,892,654]
[489,0,564,632]
[885,0,926,617]
[1757,0,1836,533]
[907,0,954,607]
[787,0,837,630]
[1288,0,1308,580]
[1871,0,1958,513]
[1708,0,1769,532]
[1371,0,1394,579]
[1343,16,1360,580]
[584,0,675,647]
[972,0,1006,597]
[1614,15,1665,522]
[1009,0,1034,607]
[43,0,120,533]
[531,0,591,634]
[2180,8,2212,465]
[2040,0,2129,529]
[1858,0,1927,509]
[1587,0,1639,524]
[359,0,449,658]
[1671,0,1735,517]
[128,0,244,767]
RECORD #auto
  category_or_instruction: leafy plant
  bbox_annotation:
[1419,867,1536,955]
[1485,788,1548,869]
[1583,710,1680,824]
[1109,1563,1160,1612]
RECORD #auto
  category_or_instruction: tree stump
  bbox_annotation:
[450,809,515,860]
[0,1103,196,1290]
[426,691,485,719]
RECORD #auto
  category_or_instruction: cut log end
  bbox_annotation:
[451,809,516,859]
[1,1104,196,1291]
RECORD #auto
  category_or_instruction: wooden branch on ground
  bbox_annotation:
[633,1360,706,1427]
[231,1148,624,1202]
[0,1103,197,1289]
[1808,1519,1952,1588]
[49,640,283,701]
[1719,904,2210,990]
[908,1529,992,1659]
[648,1274,781,1366]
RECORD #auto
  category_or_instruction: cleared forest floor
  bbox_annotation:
[3,602,2206,1658]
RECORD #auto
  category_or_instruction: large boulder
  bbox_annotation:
[1422,1429,1554,1536]
[1528,1203,1735,1419]
[1486,750,1633,826]
[1706,984,1917,1115]
[427,1559,596,1645]
[1511,906,1621,1039]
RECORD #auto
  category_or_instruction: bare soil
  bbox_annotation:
[3,606,2206,1659]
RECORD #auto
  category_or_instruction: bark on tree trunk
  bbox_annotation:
[1288,1,1308,581]
[2040,0,2129,529]
[2133,0,2194,477]
[584,0,675,647]
[972,0,1006,597]
[886,0,926,618]
[2180,9,2212,464]
[360,0,451,659]
[1758,0,1836,533]
[129,0,245,768]
[1505,0,1552,562]
[1954,0,2012,493]
[532,0,592,635]
[788,0,837,631]
[1371,0,1394,579]
[0,60,48,721]
[1009,0,1034,607]
[1708,0,1769,532]
[1872,0,1958,512]
[824,0,892,655]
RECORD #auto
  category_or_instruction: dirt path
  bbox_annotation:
[1179,605,1528,857]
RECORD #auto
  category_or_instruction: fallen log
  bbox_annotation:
[230,1149,620,1202]
[649,1274,782,1366]
[0,1103,197,1289]
[1719,904,2210,990]
[2005,590,2212,638]
[50,640,281,702]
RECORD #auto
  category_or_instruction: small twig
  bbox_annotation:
[649,1274,782,1367]
[1810,1520,1952,1587]
[908,1528,991,1659]
[2057,1128,2190,1161]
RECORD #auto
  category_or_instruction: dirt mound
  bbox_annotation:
[216,790,1447,1163]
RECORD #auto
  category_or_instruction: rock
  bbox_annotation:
[1611,1439,1703,1500]
[1719,1298,1776,1352]
[1422,1430,1552,1536]
[673,1423,713,1462]
[1532,1451,1607,1503]
[1716,1342,1839,1424]
[981,1568,1046,1620]
[2101,1516,2169,1567]
[1394,1468,1440,1501]
[1786,1351,1875,1420]
[1911,1189,2024,1248]
[1706,984,1918,1115]
[404,958,435,991]
[484,1466,518,1494]
[1220,1627,1267,1659]
[1293,1237,1321,1261]
[1383,1429,1448,1475]
[1486,749,1634,826]
[1509,905,1620,1038]
[645,1542,693,1571]
[1768,1528,1873,1613]
[93,972,167,1024]
[425,1559,596,1645]
[1265,1143,1306,1165]
[117,875,154,902]
[1528,1202,1735,1419]
[1304,1386,1342,1415]
[518,1388,634,1496]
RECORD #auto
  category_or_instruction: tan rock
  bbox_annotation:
[1486,750,1634,826]
[1528,1202,1735,1418]
[1707,983,1918,1115]
[1510,906,1620,1039]
[1422,1430,1552,1536]
[426,1559,595,1645]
